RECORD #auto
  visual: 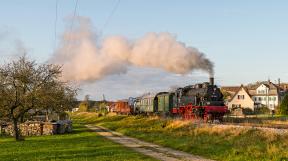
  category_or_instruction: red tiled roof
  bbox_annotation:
[221,86,240,93]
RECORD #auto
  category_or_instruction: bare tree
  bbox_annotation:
[0,56,77,141]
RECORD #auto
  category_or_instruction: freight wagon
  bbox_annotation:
[114,100,132,115]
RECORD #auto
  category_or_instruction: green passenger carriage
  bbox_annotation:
[155,92,175,115]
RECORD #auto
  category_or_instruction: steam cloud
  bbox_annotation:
[51,16,214,83]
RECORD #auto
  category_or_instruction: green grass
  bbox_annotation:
[72,112,288,161]
[0,123,156,161]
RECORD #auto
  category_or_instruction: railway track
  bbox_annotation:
[221,122,288,129]
[185,119,288,134]
[208,122,288,135]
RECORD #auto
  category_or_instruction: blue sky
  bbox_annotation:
[1,0,288,100]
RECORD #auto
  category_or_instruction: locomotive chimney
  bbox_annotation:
[209,77,214,86]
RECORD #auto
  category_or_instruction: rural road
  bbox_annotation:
[86,125,214,161]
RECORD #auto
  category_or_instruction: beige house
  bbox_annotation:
[228,85,254,110]
[224,80,287,111]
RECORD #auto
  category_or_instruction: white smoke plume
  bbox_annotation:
[51,16,214,83]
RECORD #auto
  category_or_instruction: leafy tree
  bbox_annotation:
[78,95,89,112]
[221,89,232,100]
[78,102,88,112]
[0,56,77,141]
[99,102,108,115]
[279,94,288,115]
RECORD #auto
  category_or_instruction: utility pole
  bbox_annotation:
[102,94,106,101]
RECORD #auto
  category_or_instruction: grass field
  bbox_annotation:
[0,123,156,161]
[72,112,288,161]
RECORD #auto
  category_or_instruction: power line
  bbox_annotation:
[70,0,79,32]
[54,0,59,51]
[101,0,121,34]
[65,0,79,54]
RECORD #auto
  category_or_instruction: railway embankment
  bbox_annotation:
[71,112,288,161]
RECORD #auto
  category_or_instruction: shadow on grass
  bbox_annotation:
[0,124,155,161]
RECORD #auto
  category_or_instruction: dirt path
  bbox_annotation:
[86,125,214,161]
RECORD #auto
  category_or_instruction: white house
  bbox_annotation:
[226,81,286,111]
[248,83,279,110]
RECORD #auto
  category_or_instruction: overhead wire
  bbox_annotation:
[54,0,59,51]
[70,0,79,32]
[64,0,79,54]
[101,0,121,34]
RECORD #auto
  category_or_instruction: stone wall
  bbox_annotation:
[0,120,72,136]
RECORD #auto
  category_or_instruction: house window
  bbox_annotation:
[259,97,262,101]
[273,97,276,101]
[237,95,245,99]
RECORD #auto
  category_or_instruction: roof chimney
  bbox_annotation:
[209,77,214,86]
[278,78,281,86]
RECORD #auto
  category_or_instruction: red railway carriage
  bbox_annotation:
[114,101,132,115]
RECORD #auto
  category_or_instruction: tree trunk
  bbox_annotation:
[13,118,22,141]
[20,115,24,123]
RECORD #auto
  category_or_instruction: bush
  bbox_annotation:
[279,94,288,115]
[78,102,88,112]
[255,106,270,114]
[99,102,108,116]
[242,108,254,115]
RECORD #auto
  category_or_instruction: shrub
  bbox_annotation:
[242,108,254,115]
[279,94,288,115]
[99,102,108,116]
[78,102,88,112]
[255,106,270,114]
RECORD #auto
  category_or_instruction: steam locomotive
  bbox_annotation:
[114,77,228,121]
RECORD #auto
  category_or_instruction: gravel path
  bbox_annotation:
[86,125,214,161]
